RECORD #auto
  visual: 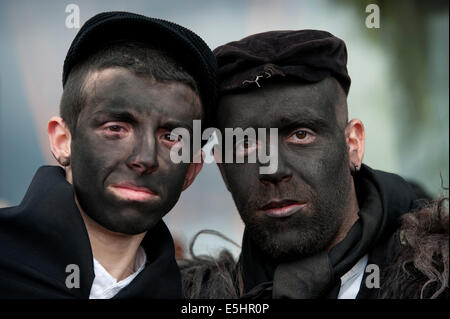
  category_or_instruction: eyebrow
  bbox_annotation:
[160,120,194,133]
[92,109,194,132]
[92,110,138,123]
[273,116,330,131]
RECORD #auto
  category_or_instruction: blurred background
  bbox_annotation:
[0,0,448,259]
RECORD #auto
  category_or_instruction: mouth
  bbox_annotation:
[108,182,157,202]
[259,200,307,218]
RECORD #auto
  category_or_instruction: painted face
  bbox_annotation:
[70,68,201,234]
[216,79,353,260]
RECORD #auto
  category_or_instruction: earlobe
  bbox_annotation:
[345,119,365,173]
[48,116,72,167]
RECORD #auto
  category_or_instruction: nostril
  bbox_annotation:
[260,173,292,185]
[128,161,145,173]
[127,160,158,175]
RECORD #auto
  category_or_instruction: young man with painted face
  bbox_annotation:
[181,30,447,299]
[0,12,216,298]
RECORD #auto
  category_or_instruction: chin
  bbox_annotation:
[95,208,163,235]
[103,218,158,235]
[249,224,333,261]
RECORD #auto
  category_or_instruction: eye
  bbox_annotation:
[160,131,184,148]
[108,125,124,132]
[102,123,130,138]
[294,131,307,139]
[287,129,315,144]
[163,133,182,142]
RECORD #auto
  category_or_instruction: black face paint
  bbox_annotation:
[70,68,201,234]
[216,79,353,261]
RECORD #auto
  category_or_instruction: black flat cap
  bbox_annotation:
[214,30,351,95]
[63,11,217,113]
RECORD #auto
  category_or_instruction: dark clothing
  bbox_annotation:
[180,164,448,299]
[214,30,351,95]
[0,166,182,298]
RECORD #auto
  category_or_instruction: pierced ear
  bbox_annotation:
[345,119,365,172]
[48,116,72,167]
[182,150,204,191]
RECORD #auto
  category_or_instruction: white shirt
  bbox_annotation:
[89,246,147,299]
[337,254,368,299]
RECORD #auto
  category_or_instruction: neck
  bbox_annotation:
[78,202,146,281]
[66,169,146,281]
[328,179,360,250]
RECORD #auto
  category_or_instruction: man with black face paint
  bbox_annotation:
[0,12,216,298]
[181,30,446,299]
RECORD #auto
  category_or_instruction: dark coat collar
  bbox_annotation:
[0,166,181,298]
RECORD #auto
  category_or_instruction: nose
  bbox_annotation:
[126,134,158,175]
[259,157,292,185]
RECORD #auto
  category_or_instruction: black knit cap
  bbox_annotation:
[63,11,217,123]
[214,30,351,95]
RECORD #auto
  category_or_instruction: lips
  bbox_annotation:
[108,182,157,202]
[259,200,306,218]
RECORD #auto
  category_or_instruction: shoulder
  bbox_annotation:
[361,165,427,208]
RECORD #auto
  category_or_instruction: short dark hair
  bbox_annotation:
[59,41,200,135]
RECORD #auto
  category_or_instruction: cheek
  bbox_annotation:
[71,133,132,183]
[320,135,349,177]
[159,151,190,176]
[158,162,190,203]
[167,163,189,183]
[287,135,348,186]
[223,163,259,204]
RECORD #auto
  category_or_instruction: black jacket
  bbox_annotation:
[0,166,182,298]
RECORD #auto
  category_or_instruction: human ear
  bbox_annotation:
[48,116,72,167]
[345,119,365,173]
[182,150,204,191]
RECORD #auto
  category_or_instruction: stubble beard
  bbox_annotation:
[238,165,353,262]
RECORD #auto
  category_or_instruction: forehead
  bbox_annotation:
[81,67,202,120]
[216,80,336,128]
